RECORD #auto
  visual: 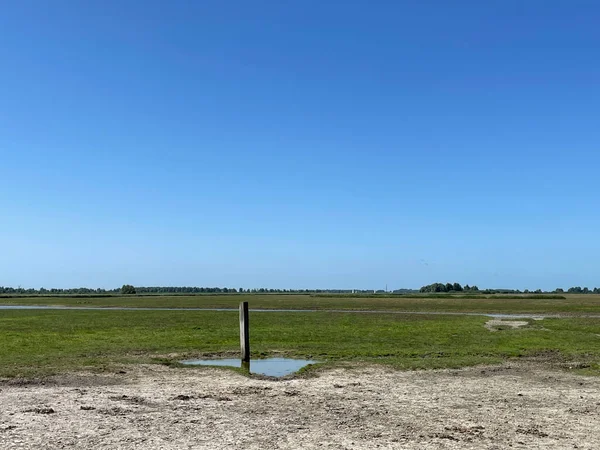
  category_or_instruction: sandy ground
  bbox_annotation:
[484,320,530,331]
[1,362,599,449]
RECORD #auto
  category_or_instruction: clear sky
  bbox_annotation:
[1,1,599,291]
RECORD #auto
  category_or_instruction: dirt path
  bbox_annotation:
[1,363,599,449]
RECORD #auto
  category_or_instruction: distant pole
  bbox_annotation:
[239,302,250,362]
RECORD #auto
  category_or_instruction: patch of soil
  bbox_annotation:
[1,362,600,449]
[0,373,128,388]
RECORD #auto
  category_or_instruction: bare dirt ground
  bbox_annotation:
[1,362,599,449]
[484,320,530,331]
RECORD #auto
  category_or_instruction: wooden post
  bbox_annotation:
[241,360,250,374]
[239,302,250,362]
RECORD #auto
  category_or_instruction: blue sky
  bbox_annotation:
[1,1,599,290]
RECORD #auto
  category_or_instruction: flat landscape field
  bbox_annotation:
[2,294,600,449]
[1,294,600,378]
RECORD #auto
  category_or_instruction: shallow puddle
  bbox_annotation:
[180,357,317,377]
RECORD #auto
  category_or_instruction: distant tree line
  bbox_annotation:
[419,282,479,293]
[0,286,242,295]
[121,285,136,295]
[419,283,600,294]
[0,286,416,295]
[121,287,418,294]
[563,287,600,294]
[0,286,119,295]
[2,284,598,296]
[510,287,600,294]
[135,286,239,294]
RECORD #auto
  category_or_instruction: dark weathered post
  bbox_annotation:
[239,302,250,362]
[241,360,250,374]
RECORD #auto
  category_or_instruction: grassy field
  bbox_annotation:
[1,307,600,378]
[2,293,600,314]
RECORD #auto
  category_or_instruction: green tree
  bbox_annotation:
[121,284,136,295]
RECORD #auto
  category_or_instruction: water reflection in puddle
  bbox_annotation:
[180,357,317,377]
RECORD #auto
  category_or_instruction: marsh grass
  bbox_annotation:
[2,309,600,378]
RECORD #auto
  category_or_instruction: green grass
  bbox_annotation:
[2,293,600,314]
[2,309,600,378]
